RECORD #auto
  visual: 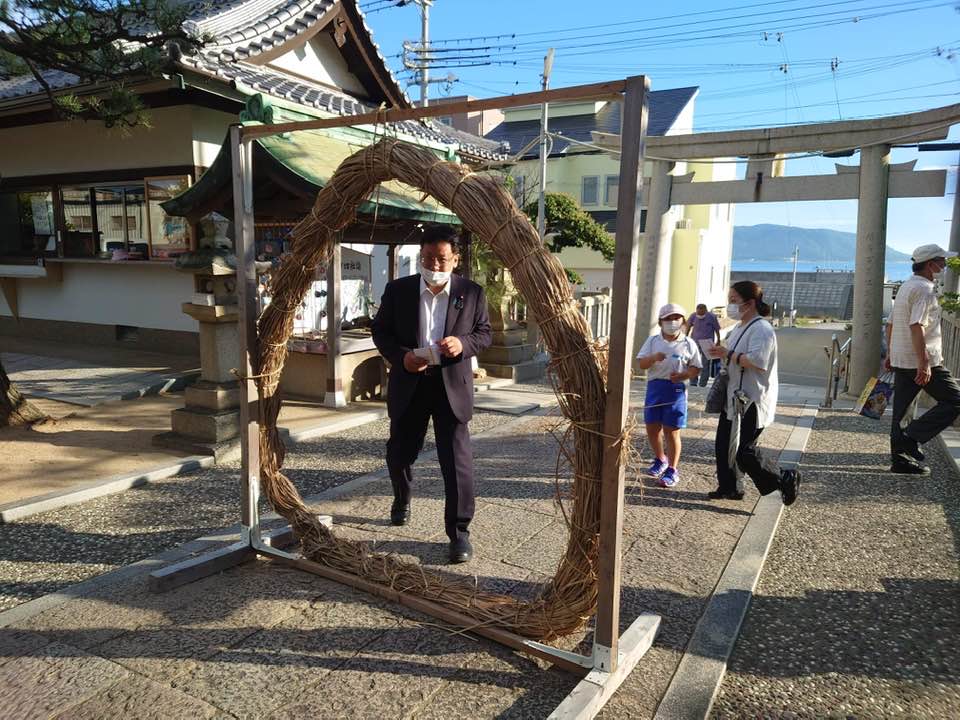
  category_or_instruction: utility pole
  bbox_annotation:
[400,1,453,108]
[400,0,434,106]
[536,48,555,240]
[529,48,555,366]
[790,244,799,325]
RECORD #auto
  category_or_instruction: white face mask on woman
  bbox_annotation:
[727,303,742,320]
[661,319,682,335]
[420,267,451,286]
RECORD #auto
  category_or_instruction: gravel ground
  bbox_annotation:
[0,406,514,612]
[713,409,960,718]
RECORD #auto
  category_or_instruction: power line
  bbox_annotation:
[425,0,881,45]
[394,0,954,76]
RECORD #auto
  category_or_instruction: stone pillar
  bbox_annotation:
[154,263,241,460]
[944,150,960,295]
[325,241,346,408]
[849,144,891,395]
[634,160,675,351]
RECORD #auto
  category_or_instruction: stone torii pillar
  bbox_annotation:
[634,159,675,350]
[849,144,891,395]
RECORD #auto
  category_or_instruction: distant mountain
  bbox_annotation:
[733,224,912,263]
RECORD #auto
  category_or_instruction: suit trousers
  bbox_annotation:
[714,404,782,495]
[386,372,475,541]
[890,365,960,464]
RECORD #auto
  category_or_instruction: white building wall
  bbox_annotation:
[0,263,196,331]
[191,107,236,169]
[266,34,367,97]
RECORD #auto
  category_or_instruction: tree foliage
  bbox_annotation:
[0,0,207,127]
[523,193,615,262]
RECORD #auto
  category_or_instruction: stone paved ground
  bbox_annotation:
[0,383,803,719]
[714,409,960,719]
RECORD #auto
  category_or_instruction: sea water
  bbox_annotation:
[732,259,913,282]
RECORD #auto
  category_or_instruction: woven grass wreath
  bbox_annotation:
[255,139,609,641]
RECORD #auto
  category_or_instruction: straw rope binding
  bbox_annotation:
[253,139,617,641]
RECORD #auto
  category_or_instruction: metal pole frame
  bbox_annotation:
[148,79,659,720]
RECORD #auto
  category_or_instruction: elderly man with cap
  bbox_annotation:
[635,303,702,488]
[885,243,960,475]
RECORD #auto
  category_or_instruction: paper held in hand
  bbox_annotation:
[698,339,715,355]
[414,345,441,365]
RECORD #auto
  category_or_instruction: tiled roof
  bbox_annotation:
[0,1,503,158]
[0,69,81,101]
[179,52,505,159]
[730,271,855,319]
[484,86,699,157]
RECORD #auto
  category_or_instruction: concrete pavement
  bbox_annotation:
[713,408,960,718]
[0,382,806,718]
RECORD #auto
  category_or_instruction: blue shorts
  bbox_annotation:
[643,379,688,429]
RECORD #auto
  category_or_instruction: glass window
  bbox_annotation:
[604,175,619,206]
[145,176,192,259]
[61,187,96,257]
[581,176,599,206]
[61,182,177,258]
[0,190,55,257]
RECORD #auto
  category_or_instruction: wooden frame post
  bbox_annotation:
[594,75,649,669]
[325,238,346,408]
[232,125,264,545]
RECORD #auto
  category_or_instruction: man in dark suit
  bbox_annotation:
[371,226,492,563]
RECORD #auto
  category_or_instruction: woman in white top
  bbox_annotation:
[706,281,801,504]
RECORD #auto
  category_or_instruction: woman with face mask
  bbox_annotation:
[706,281,801,505]
[635,303,703,488]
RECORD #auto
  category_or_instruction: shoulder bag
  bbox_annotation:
[705,318,763,414]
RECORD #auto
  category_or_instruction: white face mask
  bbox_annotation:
[661,319,682,335]
[727,303,741,320]
[420,267,451,286]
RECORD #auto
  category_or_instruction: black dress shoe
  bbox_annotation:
[905,442,925,463]
[889,460,931,476]
[448,536,473,564]
[707,489,745,500]
[780,468,801,506]
[390,501,410,526]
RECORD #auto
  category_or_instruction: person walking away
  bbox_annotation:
[636,303,702,488]
[688,303,722,387]
[371,226,492,563]
[706,281,801,504]
[885,243,960,475]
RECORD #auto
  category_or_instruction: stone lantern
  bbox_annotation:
[154,214,242,459]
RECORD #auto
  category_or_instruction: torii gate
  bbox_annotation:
[594,103,960,394]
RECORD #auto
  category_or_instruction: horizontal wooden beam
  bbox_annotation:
[593,103,960,158]
[259,549,591,676]
[240,79,631,139]
[670,169,946,205]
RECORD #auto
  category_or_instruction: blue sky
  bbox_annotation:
[359,0,960,255]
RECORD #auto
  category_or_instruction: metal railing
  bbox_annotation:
[822,333,852,407]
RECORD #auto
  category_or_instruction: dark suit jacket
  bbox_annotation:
[371,273,492,423]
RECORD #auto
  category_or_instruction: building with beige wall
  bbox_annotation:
[0,0,496,353]
[485,88,736,314]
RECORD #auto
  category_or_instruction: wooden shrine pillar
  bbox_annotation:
[325,239,346,408]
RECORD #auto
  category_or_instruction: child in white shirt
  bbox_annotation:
[635,303,702,487]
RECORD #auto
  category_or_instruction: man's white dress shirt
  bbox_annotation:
[419,276,450,364]
[889,274,942,369]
